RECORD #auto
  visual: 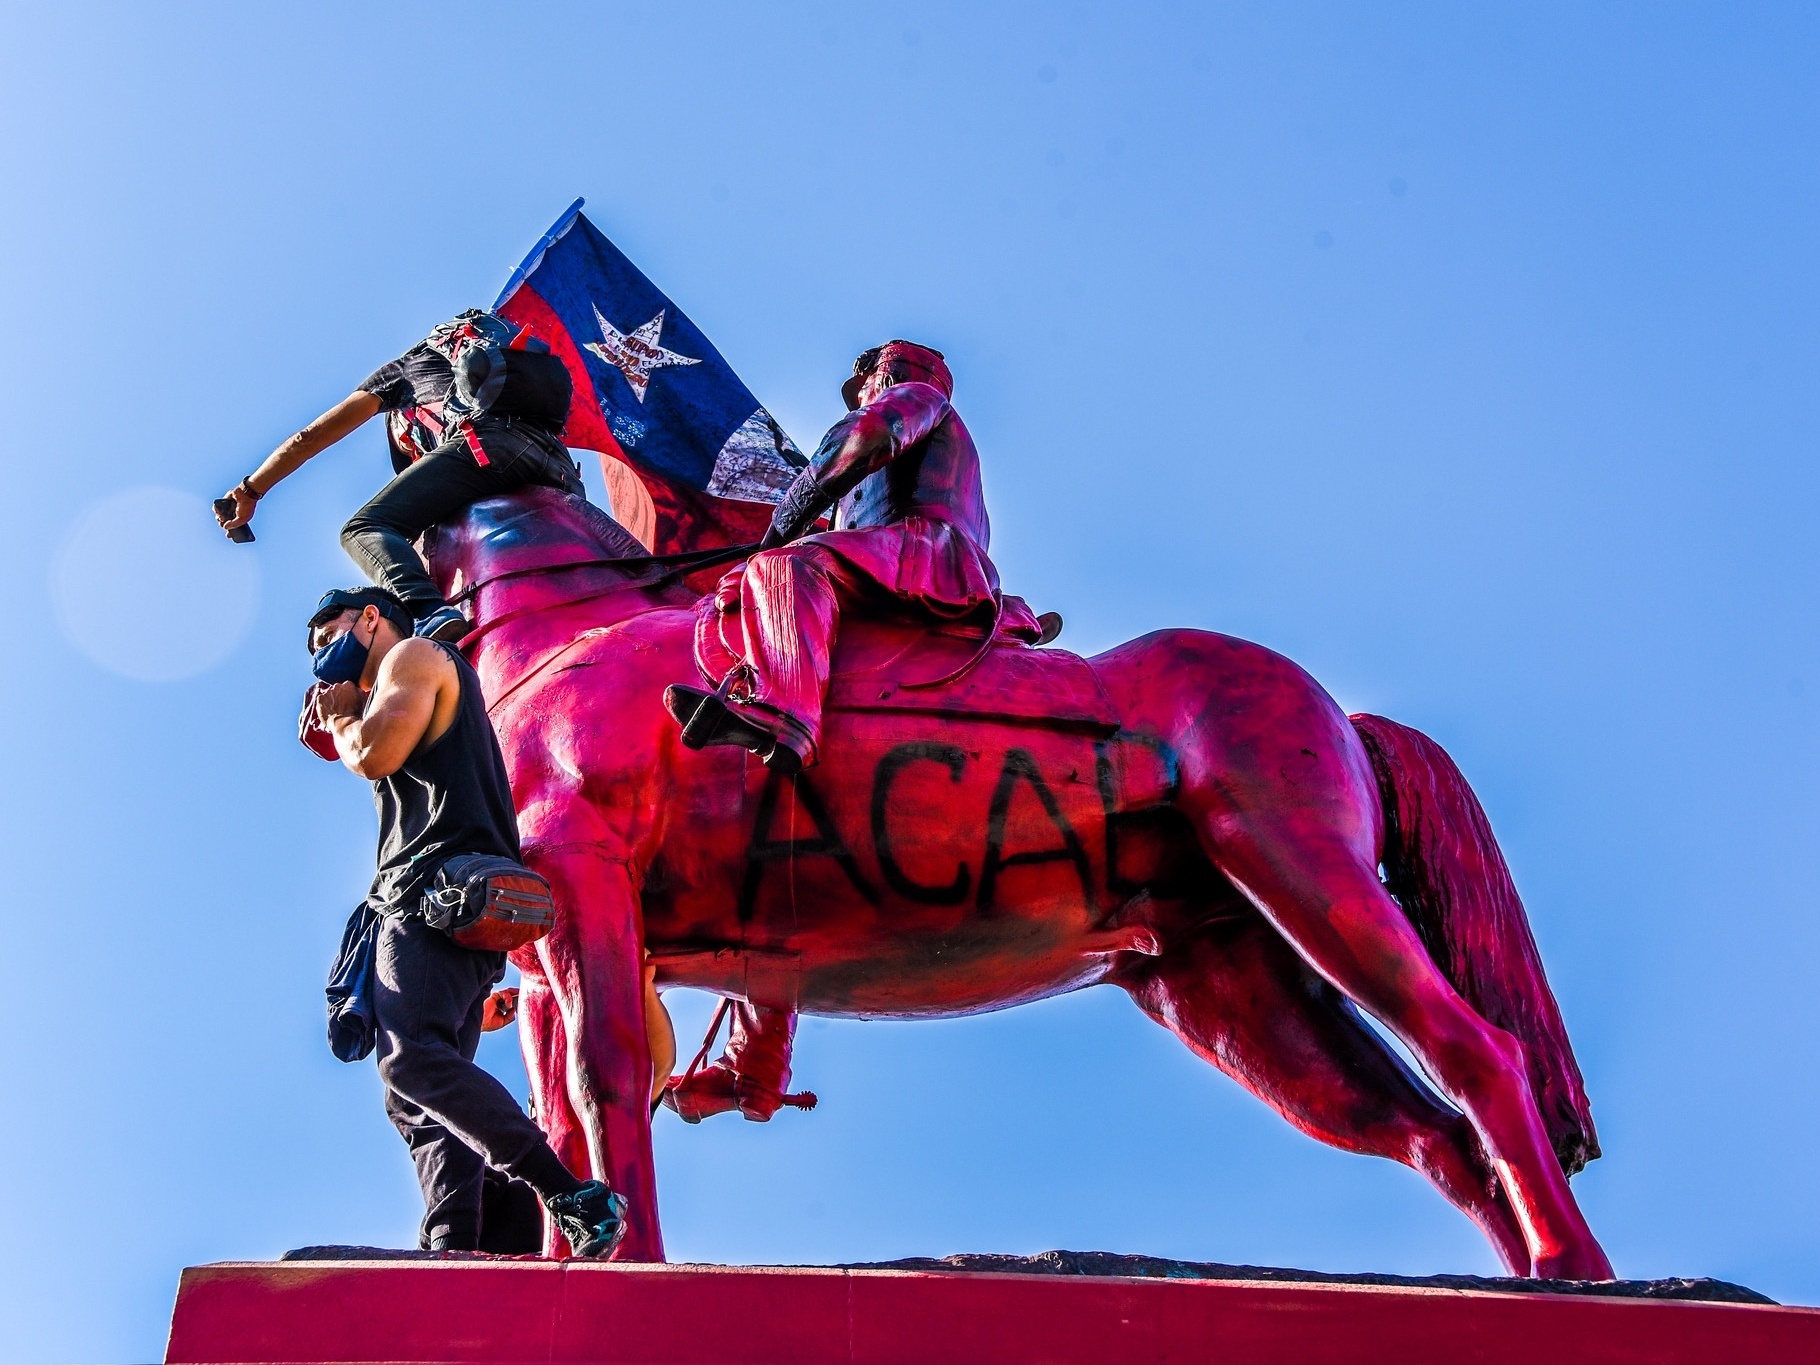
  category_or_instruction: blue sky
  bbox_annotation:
[3,3,1817,1360]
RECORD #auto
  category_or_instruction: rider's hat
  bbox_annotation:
[842,341,953,410]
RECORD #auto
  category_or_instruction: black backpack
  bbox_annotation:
[432,310,573,433]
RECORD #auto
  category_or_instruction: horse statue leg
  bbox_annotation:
[1102,631,1610,1279]
[509,948,591,1255]
[661,1002,817,1123]
[524,841,663,1261]
[1117,911,1529,1273]
[1188,785,1607,1278]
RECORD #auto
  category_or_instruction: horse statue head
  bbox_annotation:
[426,485,694,619]
[422,486,643,597]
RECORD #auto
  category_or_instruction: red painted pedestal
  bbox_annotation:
[165,1260,1819,1365]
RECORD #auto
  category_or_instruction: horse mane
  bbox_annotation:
[561,492,650,561]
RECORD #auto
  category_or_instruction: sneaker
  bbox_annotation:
[414,605,470,643]
[544,1180,629,1259]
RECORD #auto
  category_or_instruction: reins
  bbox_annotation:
[650,997,733,1118]
[452,539,760,686]
[481,628,612,716]
[457,529,1014,715]
[447,540,759,606]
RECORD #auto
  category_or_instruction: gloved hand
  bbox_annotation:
[764,468,830,547]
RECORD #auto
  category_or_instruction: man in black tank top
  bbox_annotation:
[305,586,626,1257]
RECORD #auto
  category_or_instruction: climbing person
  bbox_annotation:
[306,584,626,1256]
[216,311,583,642]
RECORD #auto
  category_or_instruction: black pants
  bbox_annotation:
[373,915,579,1250]
[342,422,583,621]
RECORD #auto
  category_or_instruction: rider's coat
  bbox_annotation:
[724,378,1017,758]
[803,380,1001,616]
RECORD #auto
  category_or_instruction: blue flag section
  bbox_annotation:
[496,198,804,553]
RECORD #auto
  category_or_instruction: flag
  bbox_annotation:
[495,198,805,553]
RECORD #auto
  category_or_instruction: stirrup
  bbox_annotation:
[665,684,772,756]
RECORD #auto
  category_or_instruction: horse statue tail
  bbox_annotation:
[1349,713,1600,1175]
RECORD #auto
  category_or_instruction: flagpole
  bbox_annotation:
[494,197,586,310]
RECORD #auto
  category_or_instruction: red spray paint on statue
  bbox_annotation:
[408,351,1608,1279]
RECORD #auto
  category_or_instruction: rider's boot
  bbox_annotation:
[543,1180,630,1259]
[663,685,817,772]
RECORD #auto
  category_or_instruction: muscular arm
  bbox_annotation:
[321,639,455,779]
[217,390,383,531]
[766,381,951,543]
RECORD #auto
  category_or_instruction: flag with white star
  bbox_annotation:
[494,199,805,553]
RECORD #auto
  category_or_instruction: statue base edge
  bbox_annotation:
[279,1244,1773,1305]
[167,1256,1820,1365]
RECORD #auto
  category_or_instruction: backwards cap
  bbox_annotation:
[307,587,412,652]
[842,340,953,411]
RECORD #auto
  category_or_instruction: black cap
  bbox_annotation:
[307,587,411,650]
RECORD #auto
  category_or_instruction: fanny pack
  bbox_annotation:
[420,853,556,952]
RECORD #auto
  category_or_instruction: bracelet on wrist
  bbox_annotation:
[238,476,264,501]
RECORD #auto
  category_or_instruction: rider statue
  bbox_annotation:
[665,340,1040,772]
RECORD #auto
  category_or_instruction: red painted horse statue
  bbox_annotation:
[424,487,1611,1279]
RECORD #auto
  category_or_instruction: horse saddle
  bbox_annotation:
[693,590,1117,734]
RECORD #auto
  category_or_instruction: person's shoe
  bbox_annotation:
[414,605,470,643]
[544,1180,629,1259]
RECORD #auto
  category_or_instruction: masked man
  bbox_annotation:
[306,585,626,1256]
[666,341,1032,771]
[216,311,582,643]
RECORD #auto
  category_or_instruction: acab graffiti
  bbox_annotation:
[737,734,1180,920]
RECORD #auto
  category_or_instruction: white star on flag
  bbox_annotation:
[585,305,701,402]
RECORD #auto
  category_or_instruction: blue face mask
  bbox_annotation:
[311,618,373,685]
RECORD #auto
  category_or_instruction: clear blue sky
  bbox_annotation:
[3,4,1817,1361]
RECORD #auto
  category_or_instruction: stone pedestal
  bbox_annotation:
[165,1257,1819,1364]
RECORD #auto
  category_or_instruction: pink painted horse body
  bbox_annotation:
[426,488,1609,1279]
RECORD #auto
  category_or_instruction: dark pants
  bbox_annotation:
[373,915,579,1250]
[342,422,583,621]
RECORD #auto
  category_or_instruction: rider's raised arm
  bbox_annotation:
[216,390,383,532]
[320,637,451,780]
[765,381,951,543]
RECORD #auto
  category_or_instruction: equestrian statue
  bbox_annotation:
[405,340,1611,1280]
